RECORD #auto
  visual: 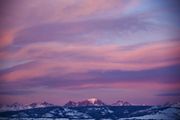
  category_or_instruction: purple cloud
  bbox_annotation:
[0,64,179,92]
[13,15,153,46]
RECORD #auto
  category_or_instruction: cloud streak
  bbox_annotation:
[1,40,179,81]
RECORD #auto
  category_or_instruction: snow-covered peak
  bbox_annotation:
[171,102,180,108]
[0,103,25,112]
[87,98,98,104]
[64,98,106,107]
[8,103,24,108]
[78,98,105,106]
[163,101,180,108]
[27,102,54,108]
[64,101,77,107]
[112,100,131,106]
[0,102,54,112]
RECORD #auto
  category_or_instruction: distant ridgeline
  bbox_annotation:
[0,98,179,120]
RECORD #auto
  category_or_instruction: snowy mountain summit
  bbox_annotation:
[79,98,106,106]
[112,100,131,106]
[27,102,54,109]
[0,102,54,112]
[87,98,98,104]
[0,103,25,112]
[65,98,106,107]
[64,101,78,107]
[163,101,180,108]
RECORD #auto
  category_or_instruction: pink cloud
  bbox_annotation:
[1,40,180,81]
[64,82,180,91]
[0,30,17,48]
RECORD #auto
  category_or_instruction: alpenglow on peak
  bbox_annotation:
[87,98,98,104]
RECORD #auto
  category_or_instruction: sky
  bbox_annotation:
[0,0,180,105]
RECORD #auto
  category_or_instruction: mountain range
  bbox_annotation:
[0,98,179,120]
[0,98,133,111]
[0,101,54,112]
